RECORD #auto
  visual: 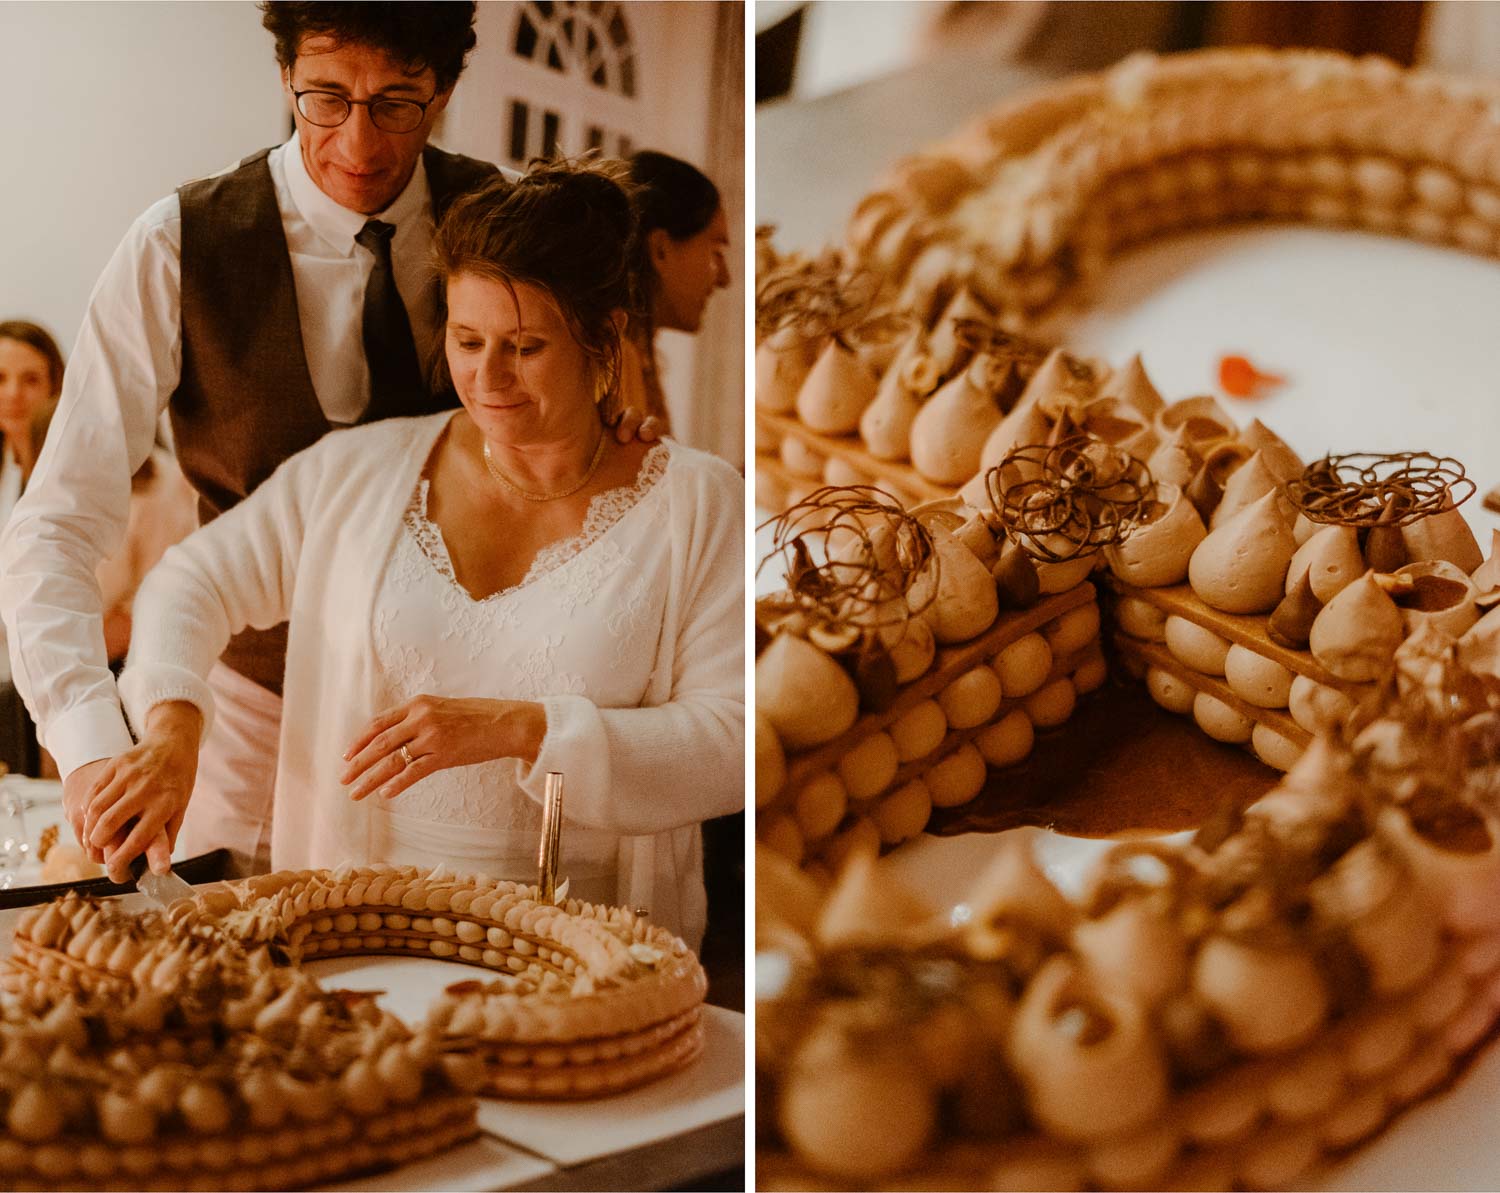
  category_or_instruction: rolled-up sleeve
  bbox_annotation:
[0,198,184,777]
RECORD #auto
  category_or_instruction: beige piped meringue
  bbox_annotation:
[1008,955,1169,1141]
[1391,559,1480,638]
[1210,449,1280,529]
[1459,604,1500,677]
[1145,425,1203,489]
[1077,396,1156,459]
[1470,529,1500,594]
[1378,804,1500,934]
[1292,510,1322,547]
[1309,838,1439,996]
[1013,347,1098,424]
[1106,485,1205,587]
[1401,495,1484,573]
[1285,524,1364,603]
[1072,893,1186,1008]
[926,287,992,378]
[964,835,1076,934]
[1193,934,1329,1053]
[978,393,1051,475]
[1188,489,1297,614]
[815,853,937,950]
[1095,352,1164,419]
[859,334,932,460]
[1239,418,1304,481]
[909,355,1007,484]
[1155,394,1236,450]
[1309,570,1407,681]
[755,331,820,413]
[755,633,859,750]
[795,339,879,435]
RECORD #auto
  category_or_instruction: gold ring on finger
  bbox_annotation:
[399,744,415,768]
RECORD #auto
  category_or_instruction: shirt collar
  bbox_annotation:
[281,129,432,257]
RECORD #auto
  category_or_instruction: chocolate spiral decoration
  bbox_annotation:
[756,486,936,629]
[984,435,1154,563]
[1285,452,1474,529]
[949,318,1053,373]
[755,251,910,351]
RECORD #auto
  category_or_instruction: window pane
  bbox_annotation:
[515,12,537,58]
[535,1,554,17]
[543,111,560,159]
[621,55,635,97]
[586,125,603,151]
[609,9,628,46]
[509,100,528,163]
[618,133,632,157]
[546,42,564,71]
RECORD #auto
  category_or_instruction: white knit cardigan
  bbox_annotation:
[120,413,745,946]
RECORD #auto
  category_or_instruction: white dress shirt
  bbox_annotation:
[0,133,441,779]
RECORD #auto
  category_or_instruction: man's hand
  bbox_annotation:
[606,408,663,445]
[340,696,546,803]
[85,701,202,883]
[64,758,114,865]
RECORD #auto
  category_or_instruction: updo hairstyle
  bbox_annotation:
[433,160,638,416]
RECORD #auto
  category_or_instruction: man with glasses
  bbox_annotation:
[0,2,607,879]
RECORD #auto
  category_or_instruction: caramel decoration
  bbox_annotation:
[984,434,1154,564]
[756,485,937,635]
[1285,451,1475,530]
[755,249,911,354]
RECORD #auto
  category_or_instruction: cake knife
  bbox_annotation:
[129,853,195,907]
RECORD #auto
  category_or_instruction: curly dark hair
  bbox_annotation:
[432,160,639,414]
[259,2,478,92]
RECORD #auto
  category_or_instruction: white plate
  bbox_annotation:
[305,955,745,1168]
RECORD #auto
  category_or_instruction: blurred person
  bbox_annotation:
[88,165,744,947]
[0,3,654,877]
[0,320,63,775]
[96,444,200,668]
[0,321,62,522]
[620,151,731,433]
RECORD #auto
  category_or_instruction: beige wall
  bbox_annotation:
[0,1,285,351]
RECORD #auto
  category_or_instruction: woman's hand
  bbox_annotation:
[341,696,547,803]
[62,759,114,866]
[606,408,662,444]
[85,701,202,883]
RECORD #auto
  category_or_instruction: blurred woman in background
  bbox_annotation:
[621,151,731,434]
[0,320,63,773]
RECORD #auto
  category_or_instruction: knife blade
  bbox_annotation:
[128,853,194,907]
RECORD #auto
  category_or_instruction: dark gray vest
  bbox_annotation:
[173,144,497,693]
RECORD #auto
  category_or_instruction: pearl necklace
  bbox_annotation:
[482,430,607,502]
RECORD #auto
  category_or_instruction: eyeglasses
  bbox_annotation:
[290,81,434,134]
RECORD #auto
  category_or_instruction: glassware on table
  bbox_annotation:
[0,772,30,889]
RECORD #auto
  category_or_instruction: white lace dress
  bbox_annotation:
[366,444,671,903]
[122,414,744,946]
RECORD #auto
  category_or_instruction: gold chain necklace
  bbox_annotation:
[483,429,607,502]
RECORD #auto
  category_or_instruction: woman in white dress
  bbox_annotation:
[81,164,744,947]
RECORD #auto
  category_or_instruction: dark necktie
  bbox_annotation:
[355,219,425,421]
